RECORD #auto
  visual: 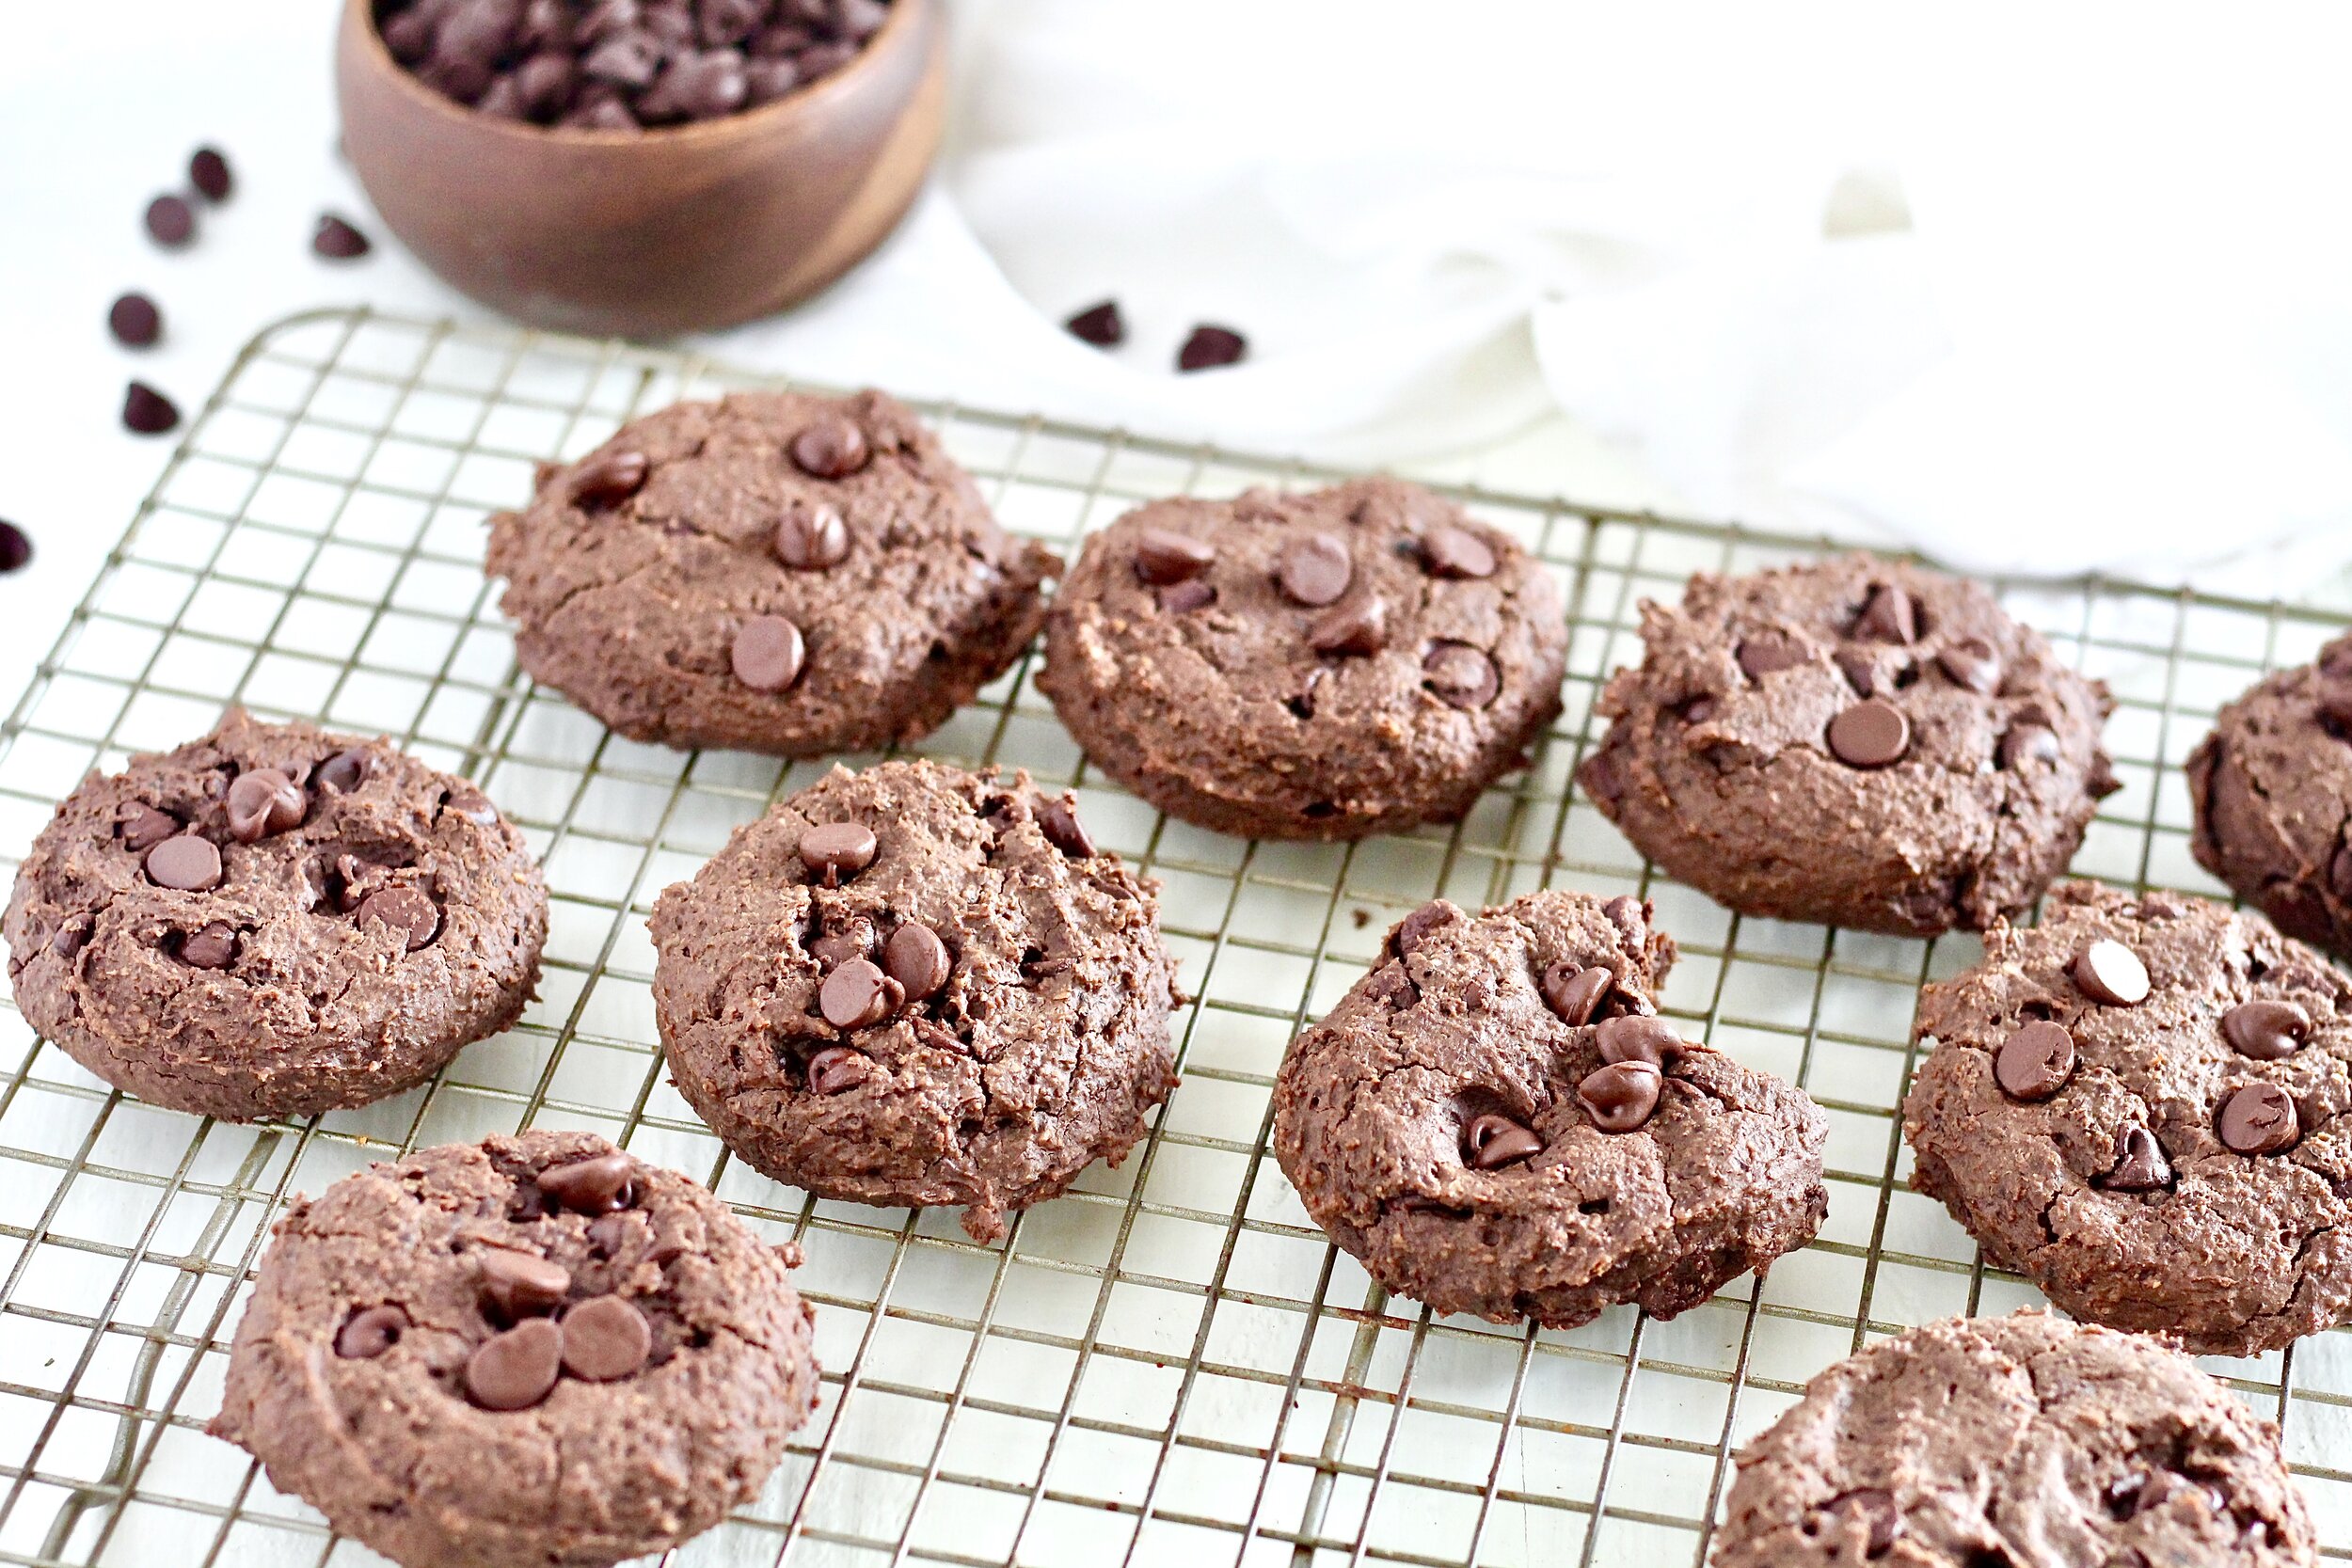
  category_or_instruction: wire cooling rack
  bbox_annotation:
[2,307,2350,1568]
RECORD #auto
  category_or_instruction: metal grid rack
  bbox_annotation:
[0,306,2348,1568]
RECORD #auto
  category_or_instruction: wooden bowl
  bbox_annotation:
[335,0,946,338]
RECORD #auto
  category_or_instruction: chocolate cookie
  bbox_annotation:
[1579,554,2117,935]
[650,759,1179,1242]
[1709,1313,2313,1568]
[1904,879,2352,1357]
[209,1131,819,1568]
[485,389,1058,756]
[3,710,546,1121]
[1035,478,1565,840]
[2188,631,2352,957]
[1270,891,1827,1327]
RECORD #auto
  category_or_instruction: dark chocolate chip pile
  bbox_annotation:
[373,0,894,130]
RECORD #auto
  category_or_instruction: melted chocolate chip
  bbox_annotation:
[805,1045,870,1095]
[1422,641,1499,709]
[790,417,869,479]
[731,615,806,691]
[1462,1112,1543,1170]
[1540,963,1613,1025]
[1420,527,1496,579]
[357,886,439,951]
[2072,940,2150,1006]
[2217,1083,2299,1155]
[1158,578,1216,614]
[1278,532,1354,607]
[1994,1020,2075,1101]
[225,768,305,844]
[1391,901,1453,958]
[180,922,238,970]
[568,449,648,507]
[1038,794,1096,858]
[774,501,850,569]
[560,1294,651,1381]
[316,749,372,794]
[1998,723,2060,771]
[883,923,950,1000]
[1309,595,1388,657]
[820,958,901,1029]
[2099,1125,2171,1192]
[1827,700,1910,768]
[1134,528,1216,586]
[1737,632,1807,679]
[479,1250,571,1320]
[119,803,181,852]
[145,833,222,892]
[1936,638,2002,694]
[536,1153,635,1213]
[1834,647,1879,696]
[2221,999,2310,1060]
[798,822,878,879]
[1578,1059,1661,1132]
[466,1319,562,1409]
[1595,1015,1681,1069]
[335,1304,408,1359]
[1852,582,1918,644]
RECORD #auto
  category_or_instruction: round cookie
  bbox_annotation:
[485,388,1059,756]
[208,1131,818,1568]
[1035,478,1565,840]
[1271,890,1827,1327]
[650,759,1179,1242]
[1904,879,2352,1357]
[3,710,546,1121]
[2188,631,2352,957]
[1709,1313,2313,1568]
[1578,553,2117,935]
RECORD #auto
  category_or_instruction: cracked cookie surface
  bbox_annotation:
[1579,553,2116,935]
[1036,478,1565,840]
[209,1131,818,1568]
[650,760,1179,1242]
[1904,880,2352,1357]
[486,389,1058,756]
[3,709,546,1121]
[1710,1312,2313,1568]
[1270,891,1826,1328]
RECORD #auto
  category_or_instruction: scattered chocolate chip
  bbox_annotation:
[479,1250,571,1320]
[1065,300,1124,346]
[1541,963,1613,1025]
[467,1318,563,1409]
[49,919,87,958]
[1936,638,2002,694]
[2100,1125,2171,1192]
[1158,579,1216,614]
[180,922,238,971]
[1595,1015,1682,1069]
[225,768,306,843]
[119,803,181,852]
[1827,700,1910,768]
[1421,527,1496,580]
[1134,528,1216,586]
[537,1153,635,1212]
[1737,633,1807,679]
[190,147,233,202]
[774,501,850,569]
[357,885,439,951]
[2072,939,2150,1007]
[1833,647,1879,695]
[1391,901,1453,958]
[108,293,162,348]
[820,957,900,1029]
[1998,722,2060,771]
[883,923,950,1000]
[145,833,222,892]
[1994,1020,2074,1101]
[122,381,181,436]
[1277,532,1353,607]
[2222,999,2310,1060]
[1038,794,1095,858]
[732,615,806,691]
[445,784,500,826]
[312,214,373,260]
[799,822,878,879]
[1578,1060,1662,1132]
[316,749,372,794]
[145,195,196,248]
[569,449,649,507]
[2217,1082,2299,1154]
[561,1294,652,1381]
[790,417,869,479]
[805,1044,870,1095]
[1309,595,1387,657]
[1601,895,1643,937]
[1820,1489,1900,1554]
[1852,582,1918,644]
[1177,325,1247,372]
[335,1304,408,1359]
[1422,641,1499,709]
[1463,1113,1543,1170]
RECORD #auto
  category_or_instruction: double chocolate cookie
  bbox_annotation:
[2189,631,2352,958]
[210,1131,819,1568]
[651,760,1179,1242]
[1710,1313,2313,1567]
[1579,554,2117,935]
[486,389,1058,755]
[1271,891,1826,1327]
[3,710,546,1121]
[1904,879,2352,1357]
[1037,479,1565,840]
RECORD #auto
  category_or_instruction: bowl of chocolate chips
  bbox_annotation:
[337,0,944,337]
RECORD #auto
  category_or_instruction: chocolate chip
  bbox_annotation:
[774,501,850,569]
[790,417,870,479]
[515,50,578,116]
[479,1250,571,1320]
[145,834,222,892]
[108,293,162,348]
[145,195,196,248]
[2221,999,2310,1060]
[1820,1489,1900,1554]
[1391,901,1453,958]
[798,40,858,78]
[732,615,806,691]
[883,923,950,1000]
[1423,641,1499,709]
[1994,1020,2074,1101]
[225,768,306,844]
[1998,722,2060,771]
[1834,647,1879,695]
[1678,697,1717,724]
[561,1294,652,1381]
[1462,1113,1543,1170]
[569,449,649,507]
[446,785,500,826]
[1601,895,1644,937]
[315,750,371,795]
[190,147,233,202]
[1737,632,1807,679]
[798,822,877,879]
[820,957,901,1029]
[1309,596,1387,657]
[744,55,803,103]
[1177,325,1247,372]
[537,1152,635,1212]
[312,214,373,260]
[2100,1125,2171,1192]
[834,0,889,41]
[119,803,181,852]
[1936,638,2002,694]
[467,1319,563,1409]
[180,922,238,970]
[48,919,85,959]
[2332,843,2352,902]
[1421,526,1496,579]
[1134,528,1216,586]
[1065,300,1124,346]
[1159,579,1216,614]
[2217,1082,2299,1154]
[1578,1060,1661,1132]
[357,886,439,950]
[1852,582,1918,644]
[335,1304,408,1359]
[1038,794,1096,858]
[2072,939,2150,1007]
[1541,963,1613,1025]
[639,49,748,120]
[805,1045,870,1095]
[1595,1015,1681,1069]
[1827,700,1910,768]
[1278,532,1353,607]
[122,381,181,436]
